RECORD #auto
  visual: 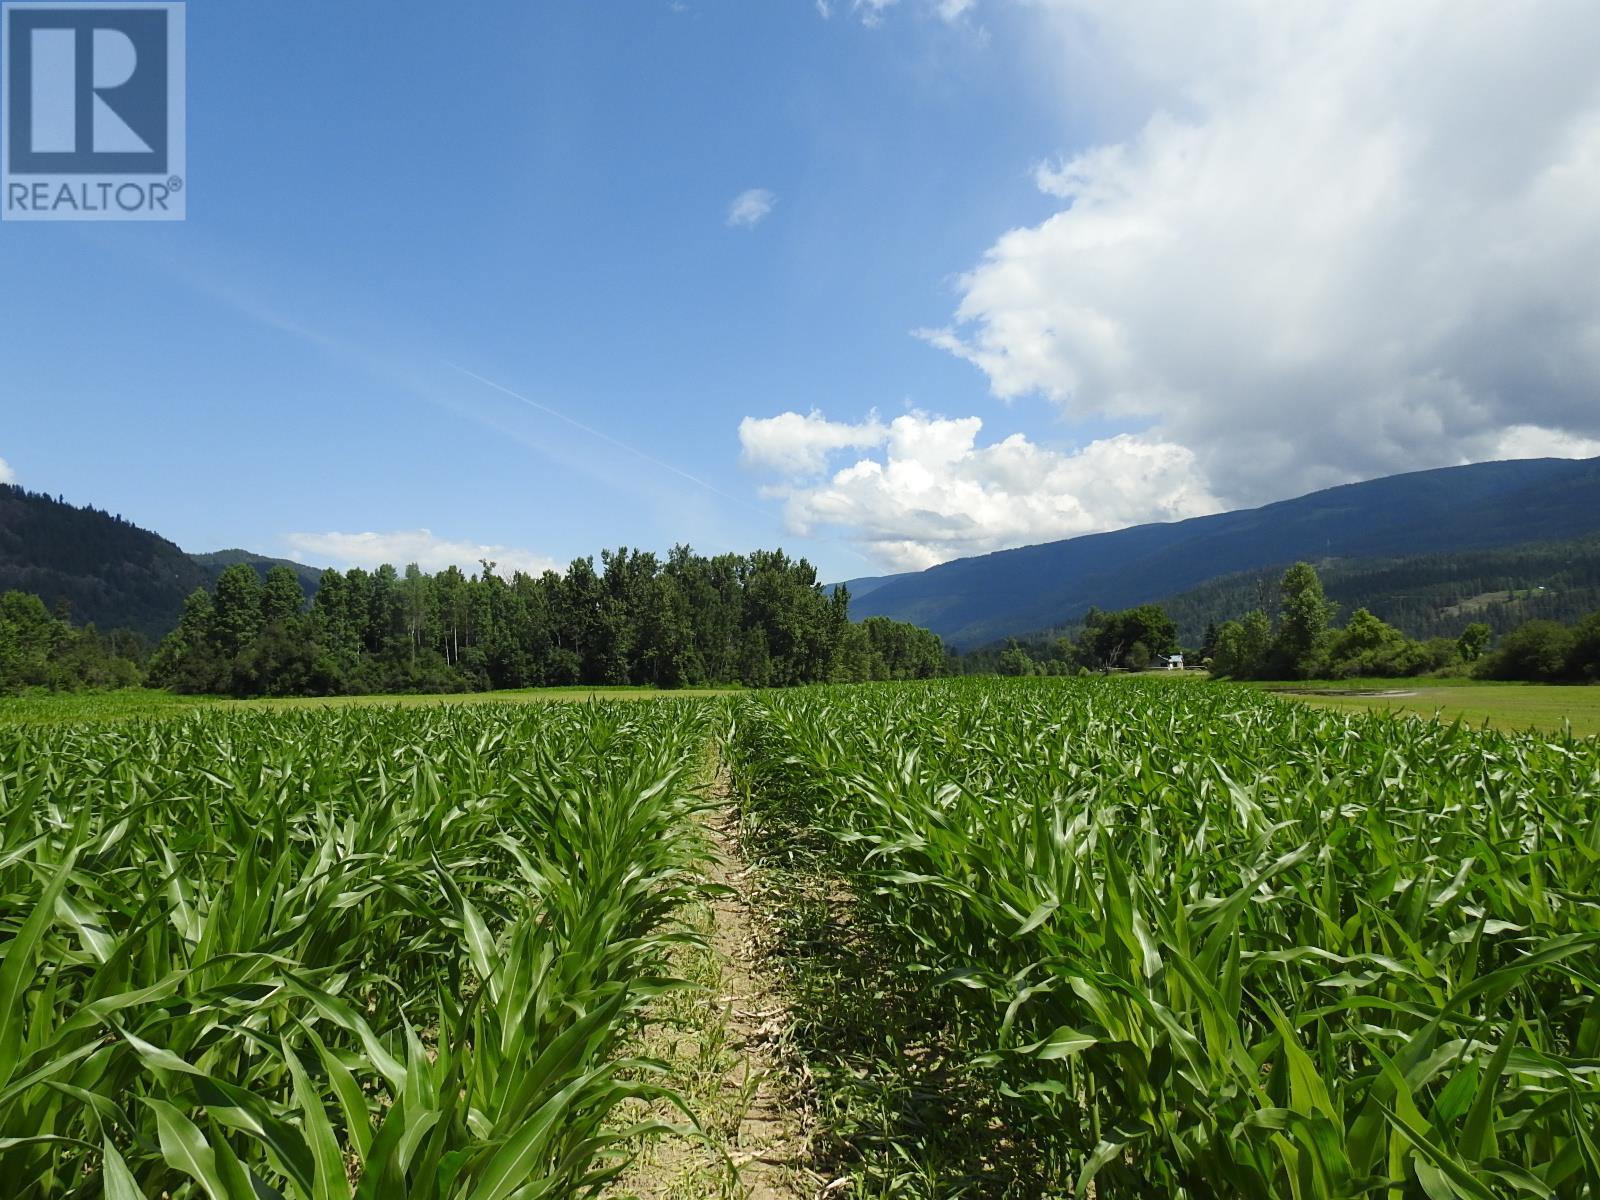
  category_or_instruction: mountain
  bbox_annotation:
[13,457,1600,651]
[0,486,320,639]
[826,572,913,600]
[847,457,1600,649]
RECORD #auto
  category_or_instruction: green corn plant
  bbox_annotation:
[728,677,1600,1199]
[0,699,718,1199]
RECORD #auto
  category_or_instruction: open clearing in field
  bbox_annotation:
[1268,680,1600,735]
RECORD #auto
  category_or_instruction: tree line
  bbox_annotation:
[957,605,1181,676]
[138,547,945,697]
[1206,562,1600,682]
[0,591,147,694]
[958,560,1600,685]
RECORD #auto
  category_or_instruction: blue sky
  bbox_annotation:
[4,1,1599,580]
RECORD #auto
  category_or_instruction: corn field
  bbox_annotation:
[7,679,1599,1199]
[0,701,715,1198]
[727,677,1600,1198]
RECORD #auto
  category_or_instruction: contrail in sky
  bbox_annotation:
[452,364,758,512]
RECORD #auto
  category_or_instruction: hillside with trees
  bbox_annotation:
[1154,534,1600,644]
[1206,561,1600,683]
[0,485,215,638]
[0,486,320,638]
[0,487,946,697]
[189,549,325,596]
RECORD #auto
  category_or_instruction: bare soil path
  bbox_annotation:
[612,771,823,1200]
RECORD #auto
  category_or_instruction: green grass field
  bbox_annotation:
[1259,679,1600,736]
[1256,674,1487,691]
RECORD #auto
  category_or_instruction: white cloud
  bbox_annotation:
[1491,425,1600,463]
[0,456,14,485]
[726,188,777,229]
[922,1,1600,507]
[282,530,559,579]
[742,411,1220,570]
[739,410,889,476]
[936,0,974,20]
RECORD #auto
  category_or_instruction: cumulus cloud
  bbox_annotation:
[741,411,1220,570]
[0,456,14,485]
[921,1,1600,506]
[739,410,889,476]
[726,188,777,229]
[282,530,558,579]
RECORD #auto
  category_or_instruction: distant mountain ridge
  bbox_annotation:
[846,457,1600,649]
[10,457,1600,649]
[826,572,913,601]
[0,486,321,639]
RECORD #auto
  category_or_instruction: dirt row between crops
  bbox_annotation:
[612,768,831,1200]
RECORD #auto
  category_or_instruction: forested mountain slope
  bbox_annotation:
[1154,535,1600,644]
[0,486,317,638]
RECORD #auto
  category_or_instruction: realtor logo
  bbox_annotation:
[2,2,185,220]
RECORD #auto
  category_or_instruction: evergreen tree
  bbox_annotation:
[147,589,226,693]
